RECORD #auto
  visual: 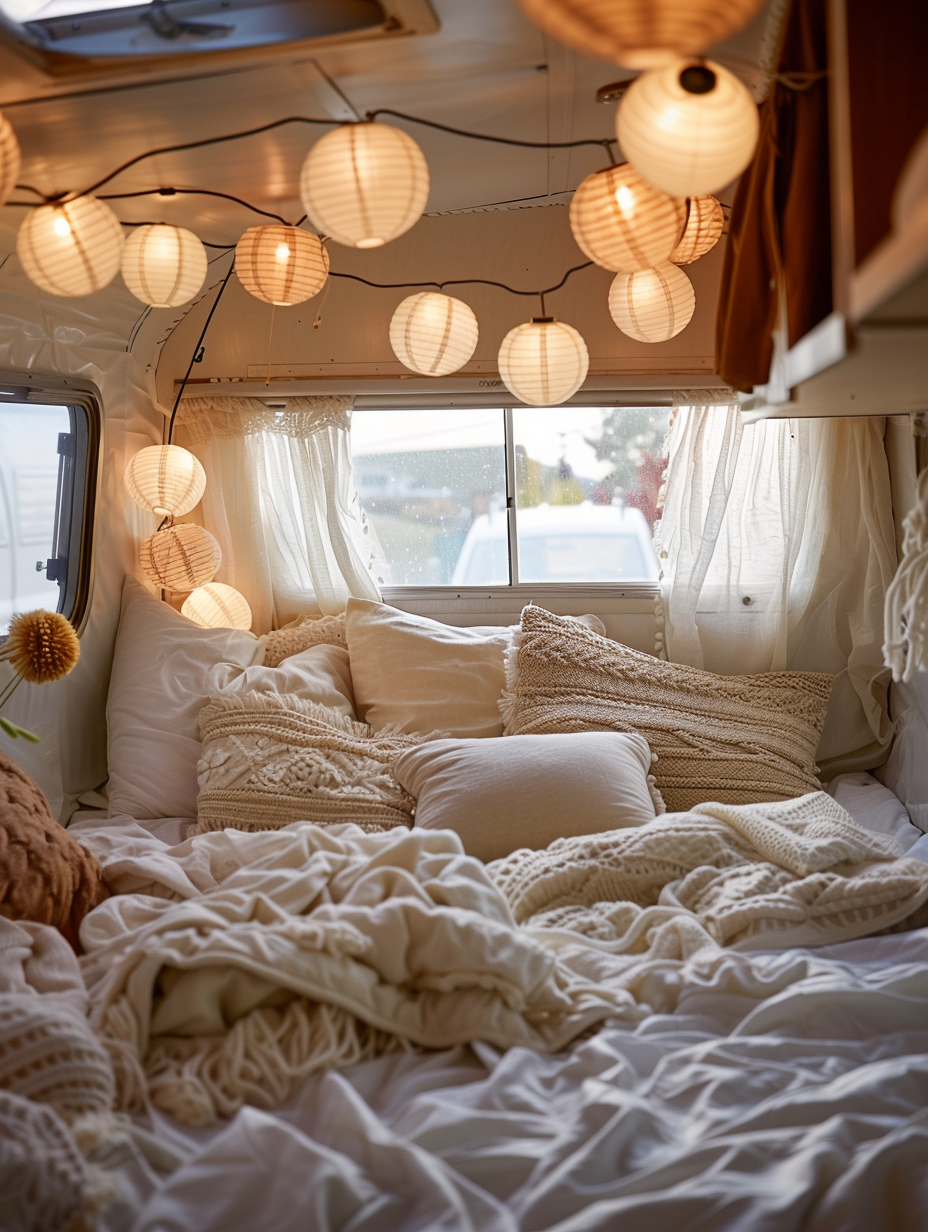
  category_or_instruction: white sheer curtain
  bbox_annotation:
[175,396,380,632]
[657,402,899,773]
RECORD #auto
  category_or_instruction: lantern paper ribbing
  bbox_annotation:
[569,164,685,273]
[672,195,724,264]
[235,226,329,306]
[513,0,765,68]
[617,60,760,197]
[17,196,125,297]
[498,319,589,406]
[608,263,695,342]
[389,292,478,376]
[140,523,221,591]
[182,583,252,631]
[0,111,21,210]
[300,122,429,250]
[121,225,207,308]
[125,445,206,518]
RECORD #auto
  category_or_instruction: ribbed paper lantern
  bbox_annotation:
[17,195,124,297]
[140,523,221,591]
[569,164,685,273]
[234,226,329,306]
[121,225,207,308]
[617,60,760,197]
[608,263,695,342]
[498,318,589,406]
[389,292,479,376]
[671,195,724,263]
[182,583,252,631]
[513,0,765,68]
[0,111,21,209]
[299,122,429,250]
[125,445,206,518]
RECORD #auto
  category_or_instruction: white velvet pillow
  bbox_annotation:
[394,731,663,863]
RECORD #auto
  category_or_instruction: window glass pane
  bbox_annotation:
[0,403,71,635]
[352,409,507,586]
[512,406,669,583]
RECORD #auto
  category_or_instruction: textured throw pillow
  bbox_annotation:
[0,752,109,951]
[502,606,833,813]
[197,693,432,834]
[264,613,347,668]
[394,732,664,863]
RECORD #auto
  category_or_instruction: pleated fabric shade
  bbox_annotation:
[17,196,125,297]
[182,583,252,631]
[140,523,221,591]
[124,445,207,518]
[121,225,208,308]
[569,164,685,272]
[617,60,760,197]
[498,318,589,406]
[389,292,479,376]
[300,122,429,250]
[234,226,329,306]
[671,196,725,264]
[608,263,695,342]
[513,0,765,68]
[0,112,21,209]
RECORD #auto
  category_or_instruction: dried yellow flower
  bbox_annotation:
[1,610,80,684]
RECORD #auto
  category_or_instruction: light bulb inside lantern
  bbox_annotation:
[275,243,290,263]
[497,318,589,406]
[53,215,72,238]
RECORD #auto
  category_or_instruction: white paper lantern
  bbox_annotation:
[121,225,207,308]
[569,164,685,272]
[617,60,760,198]
[182,583,252,631]
[498,318,589,406]
[513,0,765,68]
[0,111,21,210]
[17,195,124,297]
[389,292,479,376]
[671,195,724,264]
[140,523,221,591]
[608,263,695,342]
[235,226,329,306]
[300,122,430,250]
[124,445,206,518]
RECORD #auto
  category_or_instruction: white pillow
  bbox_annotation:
[394,731,663,863]
[220,644,356,719]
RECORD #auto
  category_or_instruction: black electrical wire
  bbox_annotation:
[367,108,617,158]
[98,187,293,226]
[167,258,235,444]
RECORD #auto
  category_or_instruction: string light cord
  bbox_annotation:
[167,258,235,444]
[366,108,617,160]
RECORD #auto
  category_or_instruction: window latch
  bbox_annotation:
[45,555,68,586]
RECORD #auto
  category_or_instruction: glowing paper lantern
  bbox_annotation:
[17,195,124,297]
[617,60,760,197]
[140,523,221,591]
[513,0,765,68]
[121,224,207,308]
[0,111,21,209]
[671,195,724,264]
[299,122,429,249]
[124,445,206,518]
[389,292,479,376]
[498,318,589,406]
[234,225,329,306]
[569,164,685,272]
[608,263,695,342]
[182,583,252,631]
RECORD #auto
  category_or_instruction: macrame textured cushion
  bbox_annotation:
[0,752,109,950]
[0,1089,90,1232]
[264,613,347,668]
[502,606,833,813]
[197,693,433,834]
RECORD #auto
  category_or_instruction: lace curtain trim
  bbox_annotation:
[176,395,355,444]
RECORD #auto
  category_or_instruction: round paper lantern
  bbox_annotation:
[498,318,589,406]
[17,195,124,297]
[125,445,206,518]
[299,122,430,250]
[121,224,207,308]
[234,225,329,306]
[608,263,695,342]
[140,523,221,591]
[569,164,685,273]
[671,195,724,264]
[182,583,252,631]
[0,111,21,210]
[513,0,765,68]
[389,292,479,376]
[617,60,760,197]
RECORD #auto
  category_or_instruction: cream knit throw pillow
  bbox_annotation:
[501,606,833,812]
[264,613,346,668]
